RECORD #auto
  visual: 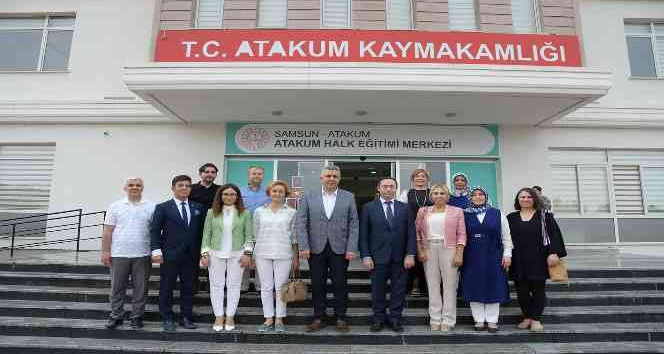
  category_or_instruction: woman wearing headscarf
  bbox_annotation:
[448,173,470,209]
[507,187,567,332]
[460,187,512,333]
[398,168,433,297]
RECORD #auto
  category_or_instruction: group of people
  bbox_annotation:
[100,163,566,335]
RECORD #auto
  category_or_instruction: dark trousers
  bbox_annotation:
[514,280,546,321]
[109,256,151,320]
[309,243,349,320]
[159,253,195,321]
[406,258,428,295]
[371,261,407,324]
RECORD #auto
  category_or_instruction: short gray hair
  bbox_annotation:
[321,165,341,174]
[124,176,144,186]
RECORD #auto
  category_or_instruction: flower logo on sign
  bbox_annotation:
[235,125,270,152]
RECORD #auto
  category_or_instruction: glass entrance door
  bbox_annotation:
[333,161,393,211]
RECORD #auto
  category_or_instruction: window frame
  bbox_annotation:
[320,0,352,28]
[256,0,288,28]
[0,14,75,72]
[385,0,414,30]
[511,0,542,34]
[624,21,664,79]
[550,163,613,217]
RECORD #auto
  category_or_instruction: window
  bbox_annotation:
[551,165,610,214]
[624,22,664,78]
[643,167,664,213]
[0,144,55,212]
[448,0,477,31]
[511,0,539,33]
[386,0,413,30]
[321,0,351,28]
[197,0,225,28]
[0,15,74,71]
[258,0,288,28]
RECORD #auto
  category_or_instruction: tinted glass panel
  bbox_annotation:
[626,36,657,77]
[557,218,615,243]
[43,30,73,70]
[0,30,42,70]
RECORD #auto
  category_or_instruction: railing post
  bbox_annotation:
[76,209,82,253]
[10,224,16,258]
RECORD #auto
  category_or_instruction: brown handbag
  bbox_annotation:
[548,258,569,282]
[281,262,308,303]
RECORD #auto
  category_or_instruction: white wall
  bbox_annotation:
[0,122,226,249]
[0,0,157,101]
[500,125,664,209]
[579,0,664,108]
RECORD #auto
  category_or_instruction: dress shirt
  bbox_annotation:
[379,197,396,219]
[173,197,191,225]
[322,186,338,219]
[240,184,271,215]
[475,211,513,257]
[104,197,155,257]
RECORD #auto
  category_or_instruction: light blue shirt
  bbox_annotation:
[240,185,271,215]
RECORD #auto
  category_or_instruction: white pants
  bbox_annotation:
[209,256,244,317]
[424,243,459,326]
[470,302,501,323]
[241,264,261,291]
[255,258,292,318]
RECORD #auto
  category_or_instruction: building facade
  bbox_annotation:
[0,0,662,249]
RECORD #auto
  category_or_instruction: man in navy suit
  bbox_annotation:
[359,177,416,333]
[150,175,205,332]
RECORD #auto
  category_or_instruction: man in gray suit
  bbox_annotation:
[297,165,359,333]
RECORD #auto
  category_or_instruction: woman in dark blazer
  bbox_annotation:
[507,187,566,332]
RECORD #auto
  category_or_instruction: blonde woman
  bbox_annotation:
[200,184,253,332]
[415,184,467,331]
[253,180,299,332]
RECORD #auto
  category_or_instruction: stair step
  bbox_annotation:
[1,284,663,307]
[1,299,663,325]
[0,335,664,354]
[1,271,663,292]
[2,262,664,279]
[0,316,662,345]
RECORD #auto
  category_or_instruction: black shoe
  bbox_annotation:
[390,321,404,333]
[179,318,197,329]
[163,320,176,332]
[369,320,384,332]
[105,318,123,330]
[130,318,143,329]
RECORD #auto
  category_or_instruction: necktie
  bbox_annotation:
[385,200,394,227]
[181,202,189,227]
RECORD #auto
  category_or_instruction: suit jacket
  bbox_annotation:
[415,205,467,253]
[150,199,205,260]
[359,199,417,265]
[296,187,359,255]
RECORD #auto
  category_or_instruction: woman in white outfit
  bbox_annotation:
[252,180,299,332]
[200,184,253,332]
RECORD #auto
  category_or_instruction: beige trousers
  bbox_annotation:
[423,242,459,326]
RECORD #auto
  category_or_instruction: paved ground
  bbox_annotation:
[2,246,664,269]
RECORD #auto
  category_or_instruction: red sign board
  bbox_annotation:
[155,29,581,67]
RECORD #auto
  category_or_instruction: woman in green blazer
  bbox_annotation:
[200,184,253,332]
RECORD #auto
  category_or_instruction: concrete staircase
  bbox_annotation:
[0,261,663,353]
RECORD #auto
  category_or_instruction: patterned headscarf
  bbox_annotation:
[451,172,471,197]
[464,186,492,214]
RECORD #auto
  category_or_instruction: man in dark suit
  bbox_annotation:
[296,165,359,333]
[359,177,416,333]
[150,175,205,332]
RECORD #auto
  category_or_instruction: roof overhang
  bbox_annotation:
[124,62,612,126]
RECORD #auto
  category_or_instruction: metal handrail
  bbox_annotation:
[0,209,106,257]
[0,209,83,225]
